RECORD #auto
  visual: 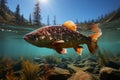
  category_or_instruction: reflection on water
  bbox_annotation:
[0,25,120,58]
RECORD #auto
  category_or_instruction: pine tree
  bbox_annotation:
[53,16,56,25]
[29,13,32,24]
[0,0,7,19]
[33,1,41,26]
[47,15,49,25]
[15,4,20,22]
[0,0,7,10]
[91,19,95,23]
[75,18,79,24]
[20,14,24,23]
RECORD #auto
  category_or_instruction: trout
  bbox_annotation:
[24,21,102,55]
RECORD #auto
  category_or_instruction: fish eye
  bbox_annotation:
[33,35,38,40]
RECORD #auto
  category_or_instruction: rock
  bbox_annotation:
[75,63,85,67]
[84,60,98,67]
[34,57,45,64]
[12,62,22,71]
[57,62,68,69]
[68,70,97,80]
[100,67,120,80]
[49,67,71,80]
[93,65,101,74]
[87,57,98,62]
[53,67,70,75]
[82,66,94,73]
[74,60,100,74]
[76,56,82,61]
[68,64,82,72]
[106,59,120,69]
[61,57,73,64]
[40,64,71,80]
[68,64,97,80]
[49,74,71,80]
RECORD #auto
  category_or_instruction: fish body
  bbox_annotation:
[24,21,102,55]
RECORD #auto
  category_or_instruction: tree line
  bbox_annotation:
[0,0,57,26]
[0,0,119,26]
[0,0,27,25]
[75,7,120,25]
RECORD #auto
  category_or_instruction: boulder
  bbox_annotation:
[74,60,100,74]
[100,67,120,80]
[49,67,71,80]
[39,64,71,80]
[68,70,97,80]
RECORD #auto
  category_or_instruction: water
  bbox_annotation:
[0,25,120,58]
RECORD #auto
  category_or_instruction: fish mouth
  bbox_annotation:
[23,35,35,45]
[23,35,28,41]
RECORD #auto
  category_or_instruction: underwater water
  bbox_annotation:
[0,24,120,58]
[0,24,120,80]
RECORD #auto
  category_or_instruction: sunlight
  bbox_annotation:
[39,0,48,3]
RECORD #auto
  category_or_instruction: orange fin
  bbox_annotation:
[88,23,102,42]
[87,42,98,55]
[74,46,83,55]
[87,23,102,54]
[54,48,67,54]
[52,40,67,54]
[62,21,77,31]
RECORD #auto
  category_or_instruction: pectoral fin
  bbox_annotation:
[54,48,67,54]
[74,46,83,55]
[52,40,64,46]
[52,40,67,54]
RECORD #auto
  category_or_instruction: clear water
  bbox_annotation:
[0,25,120,58]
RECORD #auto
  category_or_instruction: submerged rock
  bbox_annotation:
[34,57,45,64]
[53,67,70,75]
[100,67,120,80]
[40,64,71,80]
[106,59,120,69]
[49,67,71,80]
[68,64,97,80]
[49,74,71,80]
[12,62,22,72]
[57,62,68,69]
[74,58,101,74]
[68,70,97,80]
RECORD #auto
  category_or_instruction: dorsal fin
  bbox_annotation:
[62,21,77,31]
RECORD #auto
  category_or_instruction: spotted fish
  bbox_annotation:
[24,21,102,55]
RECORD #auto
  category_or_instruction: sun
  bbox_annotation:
[39,0,48,3]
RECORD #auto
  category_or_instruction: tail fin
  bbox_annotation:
[87,23,102,54]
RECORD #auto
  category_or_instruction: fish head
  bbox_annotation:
[23,28,47,47]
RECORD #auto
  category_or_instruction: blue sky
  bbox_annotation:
[7,0,120,25]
